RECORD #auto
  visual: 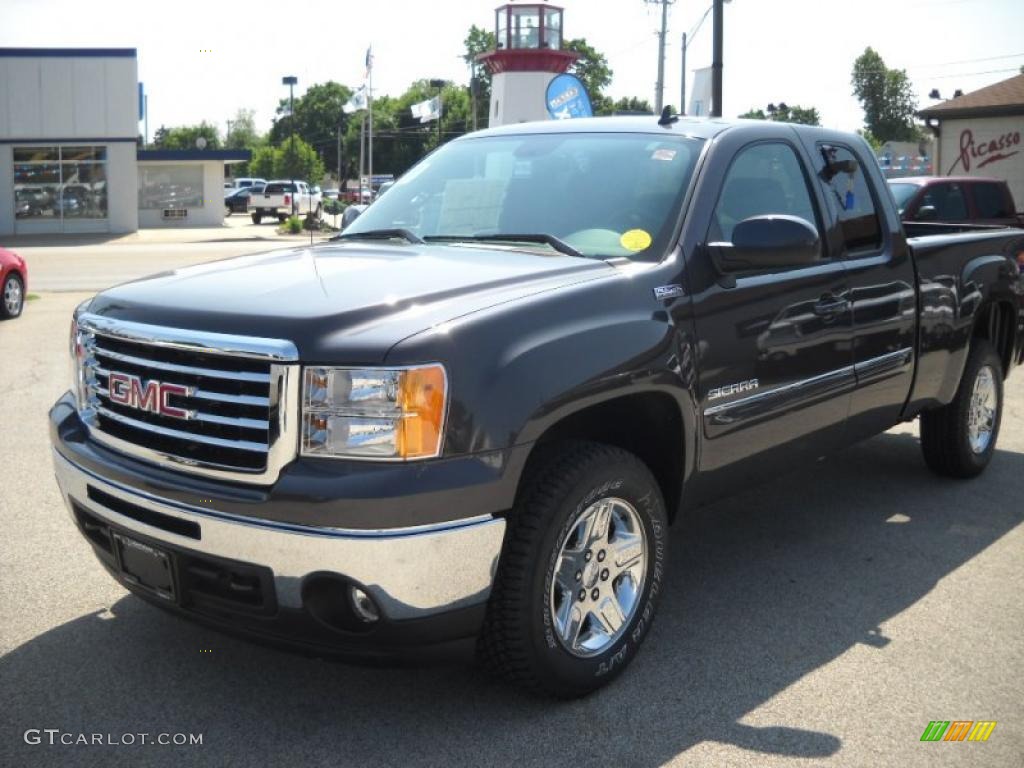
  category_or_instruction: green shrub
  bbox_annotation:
[285,215,303,234]
[324,199,345,216]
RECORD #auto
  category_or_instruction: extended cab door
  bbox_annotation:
[806,141,917,442]
[686,131,854,491]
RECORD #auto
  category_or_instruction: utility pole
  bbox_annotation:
[711,0,723,117]
[680,32,687,115]
[646,0,674,113]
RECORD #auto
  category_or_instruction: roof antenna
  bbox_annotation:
[658,105,679,126]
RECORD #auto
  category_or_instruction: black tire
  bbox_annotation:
[251,213,261,225]
[478,442,668,698]
[1,272,24,319]
[315,204,322,220]
[920,338,1003,478]
[278,215,288,223]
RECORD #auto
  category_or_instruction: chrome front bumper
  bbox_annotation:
[53,450,505,621]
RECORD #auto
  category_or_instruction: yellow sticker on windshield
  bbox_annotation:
[620,229,652,252]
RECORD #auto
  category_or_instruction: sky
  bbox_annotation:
[1,0,1023,139]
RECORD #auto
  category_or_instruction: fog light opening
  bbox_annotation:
[350,587,380,623]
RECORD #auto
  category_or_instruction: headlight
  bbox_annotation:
[69,303,90,410]
[301,365,448,460]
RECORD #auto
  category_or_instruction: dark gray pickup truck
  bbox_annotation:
[51,116,1024,697]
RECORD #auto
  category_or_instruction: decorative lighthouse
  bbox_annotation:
[477,3,579,126]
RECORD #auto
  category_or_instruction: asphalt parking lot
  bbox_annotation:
[1,287,1021,768]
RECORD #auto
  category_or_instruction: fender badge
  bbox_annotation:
[653,284,684,300]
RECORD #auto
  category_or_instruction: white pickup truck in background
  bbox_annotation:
[249,180,322,224]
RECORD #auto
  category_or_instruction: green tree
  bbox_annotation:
[610,96,653,114]
[154,121,221,150]
[851,47,920,142]
[249,145,277,179]
[275,136,325,183]
[857,129,883,152]
[225,108,262,150]
[270,81,353,180]
[739,103,821,125]
[564,38,614,114]
[463,24,497,127]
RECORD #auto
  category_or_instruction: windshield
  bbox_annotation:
[888,182,919,212]
[345,132,704,260]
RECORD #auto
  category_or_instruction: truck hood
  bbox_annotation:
[86,241,612,362]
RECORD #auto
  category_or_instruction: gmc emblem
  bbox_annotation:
[108,372,191,419]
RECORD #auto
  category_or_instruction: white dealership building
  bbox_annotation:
[0,48,247,236]
[919,73,1024,206]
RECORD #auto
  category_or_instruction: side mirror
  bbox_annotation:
[711,215,820,272]
[915,204,937,221]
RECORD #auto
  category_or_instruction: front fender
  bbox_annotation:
[385,271,697,469]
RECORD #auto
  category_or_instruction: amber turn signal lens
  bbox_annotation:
[397,365,447,459]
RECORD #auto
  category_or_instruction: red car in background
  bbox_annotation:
[1,247,28,319]
[888,176,1024,227]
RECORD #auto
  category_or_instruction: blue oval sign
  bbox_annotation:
[546,74,593,120]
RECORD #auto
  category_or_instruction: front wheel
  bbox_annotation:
[478,442,668,697]
[920,339,1003,478]
[251,213,261,225]
[1,273,24,319]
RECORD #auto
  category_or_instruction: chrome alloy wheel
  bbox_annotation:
[4,275,22,316]
[549,497,647,658]
[967,365,997,454]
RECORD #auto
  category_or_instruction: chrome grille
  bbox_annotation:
[75,314,299,484]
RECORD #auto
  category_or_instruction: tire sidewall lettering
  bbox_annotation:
[538,469,667,679]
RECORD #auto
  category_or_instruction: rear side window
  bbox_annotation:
[920,183,967,220]
[264,183,296,194]
[972,183,1011,218]
[815,144,881,253]
[709,142,819,243]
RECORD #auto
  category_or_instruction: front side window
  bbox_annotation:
[709,142,819,243]
[816,144,881,253]
[347,132,704,261]
[888,182,919,213]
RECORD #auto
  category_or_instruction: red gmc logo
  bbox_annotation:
[108,372,191,419]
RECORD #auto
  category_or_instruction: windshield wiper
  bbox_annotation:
[331,228,424,244]
[424,233,585,259]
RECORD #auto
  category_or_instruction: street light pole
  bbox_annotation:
[282,75,298,205]
[711,0,723,117]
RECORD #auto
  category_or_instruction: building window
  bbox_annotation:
[13,145,108,221]
[138,165,205,209]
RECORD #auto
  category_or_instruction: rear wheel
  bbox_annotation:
[1,273,24,319]
[251,213,262,225]
[478,442,668,698]
[920,339,1003,478]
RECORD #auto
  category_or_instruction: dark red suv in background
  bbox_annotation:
[888,176,1023,227]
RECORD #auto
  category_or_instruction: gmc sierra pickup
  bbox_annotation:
[51,116,1024,697]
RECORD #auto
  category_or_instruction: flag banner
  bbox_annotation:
[344,87,368,114]
[365,46,374,77]
[411,96,441,123]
